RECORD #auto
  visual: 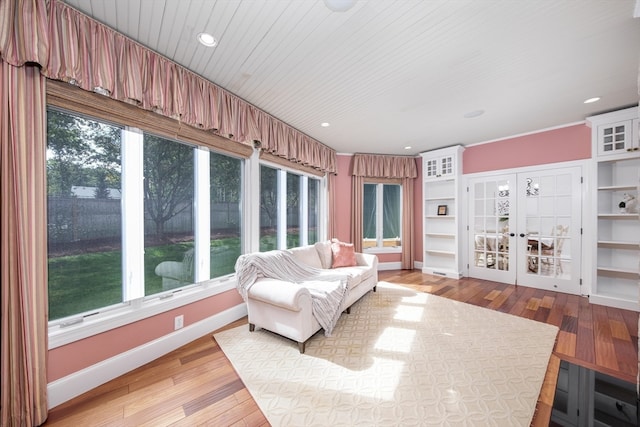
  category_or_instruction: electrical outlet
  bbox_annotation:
[174,315,184,330]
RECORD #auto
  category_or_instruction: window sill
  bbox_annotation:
[364,247,402,255]
[48,275,237,349]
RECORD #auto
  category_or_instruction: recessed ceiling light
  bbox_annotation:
[404,146,412,150]
[197,32,217,47]
[323,0,356,12]
[583,97,601,104]
[321,122,330,127]
[463,109,485,119]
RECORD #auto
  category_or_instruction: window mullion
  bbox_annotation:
[319,176,328,241]
[122,127,145,301]
[194,147,210,282]
[246,149,260,253]
[300,175,308,246]
[378,184,384,247]
[277,170,287,249]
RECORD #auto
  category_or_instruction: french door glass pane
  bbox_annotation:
[524,173,572,279]
[472,178,511,271]
[47,108,123,320]
[143,134,194,294]
[210,152,242,278]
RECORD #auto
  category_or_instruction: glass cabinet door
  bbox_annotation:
[597,120,632,156]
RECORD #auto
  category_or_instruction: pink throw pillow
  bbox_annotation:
[331,239,357,268]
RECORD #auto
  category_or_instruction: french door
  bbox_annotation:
[468,166,582,294]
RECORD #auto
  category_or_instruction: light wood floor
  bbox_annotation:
[44,271,638,426]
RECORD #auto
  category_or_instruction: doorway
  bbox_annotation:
[468,166,582,294]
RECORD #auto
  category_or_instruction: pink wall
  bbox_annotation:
[333,155,353,242]
[463,124,591,174]
[47,289,243,381]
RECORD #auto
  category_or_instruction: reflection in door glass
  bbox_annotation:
[473,179,511,271]
[524,174,571,279]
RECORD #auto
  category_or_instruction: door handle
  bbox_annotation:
[519,233,527,238]
[509,233,515,237]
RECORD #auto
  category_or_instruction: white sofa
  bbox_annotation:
[243,241,378,353]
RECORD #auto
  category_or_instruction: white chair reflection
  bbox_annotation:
[527,225,568,274]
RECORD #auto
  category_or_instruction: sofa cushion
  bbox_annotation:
[331,239,357,268]
[289,245,323,269]
[335,265,374,290]
[314,240,333,269]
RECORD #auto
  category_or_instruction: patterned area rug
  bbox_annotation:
[214,282,558,426]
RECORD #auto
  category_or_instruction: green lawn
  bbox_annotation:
[48,238,240,320]
[48,233,316,321]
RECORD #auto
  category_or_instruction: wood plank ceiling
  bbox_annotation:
[61,0,640,155]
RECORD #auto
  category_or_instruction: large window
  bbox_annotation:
[363,183,402,250]
[259,164,321,251]
[46,108,244,321]
[47,109,124,320]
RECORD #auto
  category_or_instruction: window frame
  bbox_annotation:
[46,82,252,348]
[362,179,403,254]
[258,158,326,252]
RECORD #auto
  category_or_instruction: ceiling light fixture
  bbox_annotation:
[404,146,412,150]
[583,97,601,104]
[197,32,217,47]
[321,122,330,127]
[323,0,356,12]
[463,109,485,119]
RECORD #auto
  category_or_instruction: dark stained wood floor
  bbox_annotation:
[44,271,638,426]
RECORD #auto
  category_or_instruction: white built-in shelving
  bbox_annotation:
[420,146,464,279]
[587,107,639,311]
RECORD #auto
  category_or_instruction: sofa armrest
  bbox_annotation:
[356,252,378,269]
[247,279,312,312]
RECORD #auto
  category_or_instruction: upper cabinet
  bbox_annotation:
[589,107,639,159]
[424,149,457,180]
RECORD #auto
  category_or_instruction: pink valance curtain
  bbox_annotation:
[351,153,417,269]
[352,153,418,178]
[0,0,336,174]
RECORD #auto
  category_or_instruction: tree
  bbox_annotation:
[260,165,278,228]
[47,109,93,196]
[143,135,194,240]
[47,108,122,196]
[94,170,110,199]
[210,152,241,203]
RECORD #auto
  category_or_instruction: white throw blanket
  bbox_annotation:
[235,250,350,336]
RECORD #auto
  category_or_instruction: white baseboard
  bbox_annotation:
[377,261,424,271]
[377,261,402,271]
[47,303,247,409]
